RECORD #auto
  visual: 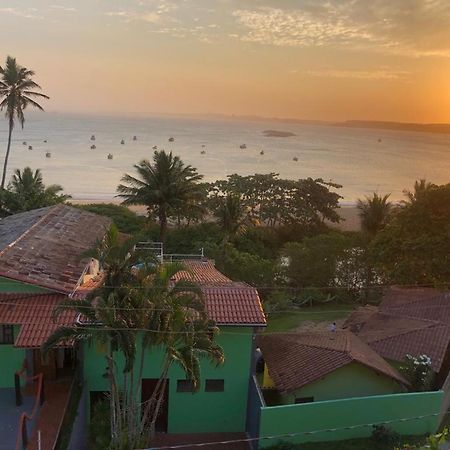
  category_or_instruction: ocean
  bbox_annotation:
[0,112,449,203]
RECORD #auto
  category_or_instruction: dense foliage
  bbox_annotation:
[370,183,450,284]
[0,167,70,215]
[77,203,146,234]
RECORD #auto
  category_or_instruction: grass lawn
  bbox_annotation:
[266,303,355,332]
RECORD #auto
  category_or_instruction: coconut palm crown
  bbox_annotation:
[0,56,49,189]
[117,150,204,241]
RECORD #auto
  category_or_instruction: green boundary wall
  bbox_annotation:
[259,391,443,448]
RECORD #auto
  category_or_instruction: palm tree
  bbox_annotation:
[357,193,392,238]
[1,167,69,215]
[117,150,204,241]
[402,179,435,205]
[43,231,224,449]
[216,194,248,244]
[0,56,49,189]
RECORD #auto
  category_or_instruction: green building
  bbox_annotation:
[83,259,267,434]
[0,205,111,387]
[258,331,408,405]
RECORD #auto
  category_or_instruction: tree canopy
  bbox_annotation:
[0,167,70,215]
[370,183,450,284]
[117,150,204,241]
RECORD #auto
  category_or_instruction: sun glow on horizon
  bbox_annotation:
[2,0,450,123]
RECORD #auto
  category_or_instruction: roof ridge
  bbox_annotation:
[363,319,444,344]
[0,205,56,258]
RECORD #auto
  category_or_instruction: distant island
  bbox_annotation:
[334,120,450,135]
[263,129,296,137]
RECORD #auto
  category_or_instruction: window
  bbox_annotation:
[177,380,195,393]
[205,379,225,392]
[294,396,314,404]
[0,325,14,345]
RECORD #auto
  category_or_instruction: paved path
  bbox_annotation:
[27,378,72,450]
[0,387,36,450]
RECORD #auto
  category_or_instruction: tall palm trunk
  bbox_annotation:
[1,116,13,190]
[159,207,167,242]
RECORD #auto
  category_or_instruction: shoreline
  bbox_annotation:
[70,199,361,232]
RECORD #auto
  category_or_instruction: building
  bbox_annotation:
[83,259,267,434]
[258,330,407,405]
[0,204,111,388]
[344,287,450,382]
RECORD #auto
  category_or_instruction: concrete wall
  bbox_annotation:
[259,391,443,448]
[281,362,404,403]
[83,326,254,434]
[0,327,25,388]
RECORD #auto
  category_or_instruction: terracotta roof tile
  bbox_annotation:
[258,331,407,393]
[0,205,111,293]
[345,288,450,371]
[174,260,266,326]
[0,292,75,348]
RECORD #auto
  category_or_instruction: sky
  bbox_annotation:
[2,0,450,122]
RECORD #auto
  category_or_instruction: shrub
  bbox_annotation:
[371,424,400,449]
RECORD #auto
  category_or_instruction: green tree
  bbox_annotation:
[402,179,435,205]
[282,233,371,302]
[43,230,224,449]
[357,193,392,238]
[215,194,249,244]
[1,167,70,214]
[0,56,49,189]
[117,150,204,241]
[207,174,342,228]
[370,183,450,284]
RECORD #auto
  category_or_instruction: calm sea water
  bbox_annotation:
[0,112,449,203]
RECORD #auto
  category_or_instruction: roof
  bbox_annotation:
[258,331,407,393]
[201,284,265,326]
[173,259,266,326]
[380,286,441,309]
[172,260,232,284]
[0,292,75,348]
[344,288,450,372]
[0,205,111,293]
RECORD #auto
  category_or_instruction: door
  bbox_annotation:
[33,349,57,380]
[141,378,169,432]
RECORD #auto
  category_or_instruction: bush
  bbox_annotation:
[78,203,146,234]
[371,424,400,448]
[400,354,435,392]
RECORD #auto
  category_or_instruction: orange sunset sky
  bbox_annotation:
[2,0,450,122]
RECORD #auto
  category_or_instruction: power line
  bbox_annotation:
[135,411,446,449]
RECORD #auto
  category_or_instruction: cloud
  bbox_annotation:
[49,5,76,12]
[303,68,411,80]
[231,1,450,58]
[232,6,379,48]
[0,7,43,19]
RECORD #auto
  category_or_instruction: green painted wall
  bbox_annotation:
[259,391,443,447]
[280,362,403,404]
[83,326,254,433]
[0,326,26,388]
[0,276,52,293]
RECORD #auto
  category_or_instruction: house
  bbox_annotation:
[0,204,111,388]
[344,287,450,382]
[258,331,407,405]
[83,258,267,434]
